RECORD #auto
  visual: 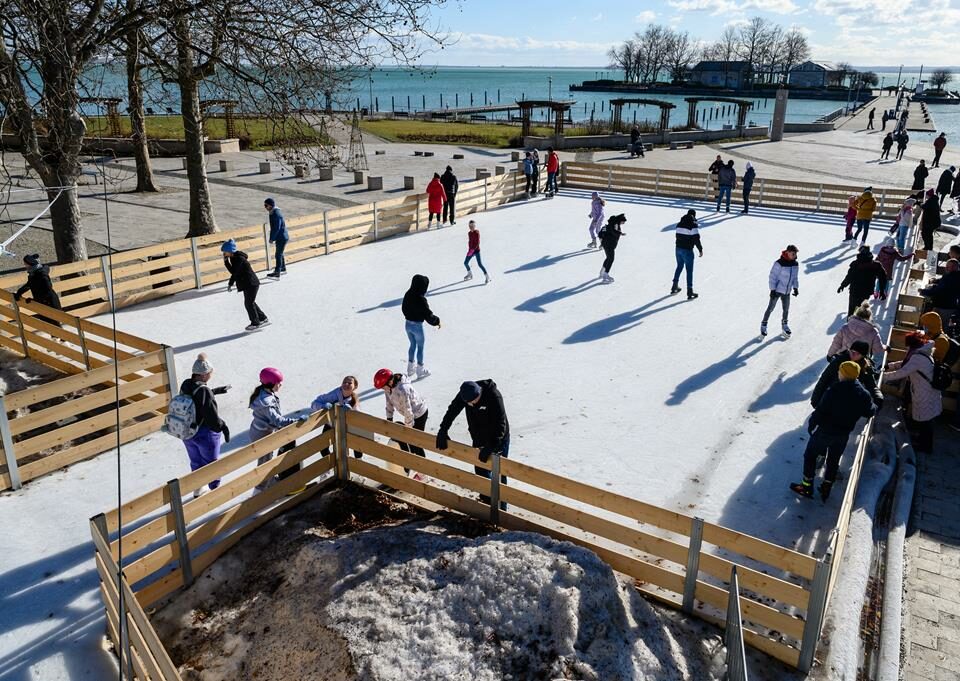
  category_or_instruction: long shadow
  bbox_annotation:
[804,243,853,274]
[563,295,687,344]
[174,331,250,354]
[746,357,824,413]
[665,337,782,406]
[515,279,601,313]
[456,146,505,158]
[503,250,593,273]
[826,311,847,335]
[355,281,486,313]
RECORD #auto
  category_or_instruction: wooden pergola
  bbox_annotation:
[80,97,124,137]
[516,100,575,139]
[684,97,753,129]
[199,99,239,139]
[609,98,676,133]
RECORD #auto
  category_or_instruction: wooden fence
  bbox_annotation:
[561,162,906,218]
[95,406,827,677]
[0,290,171,491]
[0,171,524,317]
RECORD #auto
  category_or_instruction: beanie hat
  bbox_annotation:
[23,253,40,267]
[221,239,238,254]
[264,197,275,207]
[850,340,870,356]
[458,381,482,403]
[839,361,861,380]
[192,353,213,375]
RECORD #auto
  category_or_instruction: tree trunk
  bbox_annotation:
[175,16,218,236]
[48,183,88,263]
[125,28,159,193]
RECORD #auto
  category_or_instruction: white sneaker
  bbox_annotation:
[464,271,473,281]
[416,365,430,379]
[484,274,491,284]
[406,361,416,377]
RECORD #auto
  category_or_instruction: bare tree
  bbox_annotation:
[736,17,773,89]
[929,68,953,91]
[124,5,159,193]
[834,61,853,88]
[708,26,740,89]
[608,41,637,83]
[666,30,697,84]
[779,29,810,84]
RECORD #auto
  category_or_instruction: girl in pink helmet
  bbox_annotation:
[249,367,306,492]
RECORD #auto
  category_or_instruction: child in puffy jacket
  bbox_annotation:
[587,192,605,248]
[463,220,490,284]
[844,195,857,241]
[876,236,912,296]
[311,375,363,459]
[248,367,305,492]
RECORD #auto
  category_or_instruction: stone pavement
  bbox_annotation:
[901,422,960,681]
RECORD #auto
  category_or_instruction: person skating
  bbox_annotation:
[852,188,877,245]
[176,353,231,497]
[920,188,941,251]
[741,162,756,214]
[523,152,535,197]
[936,166,955,209]
[671,209,702,300]
[264,198,288,280]
[932,132,947,167]
[311,375,363,459]
[14,253,62,326]
[812,341,883,411]
[912,160,928,191]
[827,302,885,359]
[425,172,447,228]
[402,274,440,379]
[597,213,626,284]
[435,380,509,509]
[838,246,888,316]
[544,147,560,196]
[880,133,894,159]
[890,198,916,251]
[895,131,909,160]
[876,236,913,296]
[884,335,941,453]
[790,360,876,501]
[374,368,429,475]
[760,244,799,338]
[249,367,308,493]
[440,166,459,225]
[222,239,269,331]
[463,220,490,284]
[867,107,875,130]
[843,195,857,242]
[587,191,605,248]
[715,160,736,213]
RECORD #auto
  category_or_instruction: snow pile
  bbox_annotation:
[0,348,62,397]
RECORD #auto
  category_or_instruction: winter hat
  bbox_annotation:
[259,367,284,385]
[785,244,799,253]
[746,162,753,170]
[839,361,861,380]
[863,186,873,193]
[951,166,957,172]
[850,340,871,356]
[458,381,482,403]
[853,302,873,320]
[686,209,696,217]
[22,253,40,268]
[264,197,276,207]
[903,198,916,207]
[882,236,895,248]
[192,353,213,376]
[591,191,600,199]
[221,239,238,254]
[905,331,926,349]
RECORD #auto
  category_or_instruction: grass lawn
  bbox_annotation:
[358,119,591,148]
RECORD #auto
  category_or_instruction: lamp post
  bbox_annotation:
[548,76,553,101]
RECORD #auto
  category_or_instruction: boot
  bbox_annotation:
[687,289,699,300]
[819,480,833,502]
[782,322,792,338]
[416,364,431,379]
[484,274,491,284]
[790,478,814,499]
[463,271,473,281]
[406,361,416,377]
[598,267,606,281]
[760,322,768,337]
[670,283,681,295]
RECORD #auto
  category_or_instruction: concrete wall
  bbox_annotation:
[0,133,240,156]
[783,122,836,133]
[523,126,767,150]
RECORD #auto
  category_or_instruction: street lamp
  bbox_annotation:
[548,76,553,101]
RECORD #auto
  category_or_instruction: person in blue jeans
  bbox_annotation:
[401,274,441,379]
[671,209,703,300]
[716,160,737,213]
[264,197,288,279]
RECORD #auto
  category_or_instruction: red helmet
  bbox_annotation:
[259,367,284,385]
[373,368,393,389]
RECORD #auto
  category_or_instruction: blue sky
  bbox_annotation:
[424,0,959,67]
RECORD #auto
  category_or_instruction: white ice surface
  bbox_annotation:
[0,189,901,678]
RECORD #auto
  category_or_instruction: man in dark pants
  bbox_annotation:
[223,239,269,331]
[932,132,947,168]
[264,197,288,279]
[838,247,888,316]
[867,107,875,130]
[791,361,875,502]
[440,166,459,225]
[436,380,509,509]
[811,341,883,410]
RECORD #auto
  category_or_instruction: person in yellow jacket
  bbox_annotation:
[852,188,878,245]
[920,311,951,363]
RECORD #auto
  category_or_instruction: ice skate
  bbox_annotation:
[790,480,813,499]
[245,323,261,332]
[781,323,792,338]
[416,364,430,379]
[687,289,699,300]
[598,267,606,281]
[819,480,833,502]
[463,271,473,281]
[670,283,681,295]
[266,272,281,280]
[601,272,614,283]
[760,322,768,338]
[257,318,271,328]
[406,361,416,377]
[587,239,597,248]
[484,274,491,284]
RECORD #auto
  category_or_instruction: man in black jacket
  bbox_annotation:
[912,160,929,191]
[440,166,459,226]
[402,274,441,378]
[838,248,888,316]
[920,258,960,322]
[436,380,509,509]
[791,361,876,502]
[812,341,883,410]
[222,239,269,331]
[937,166,955,208]
[14,253,62,326]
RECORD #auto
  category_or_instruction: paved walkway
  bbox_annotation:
[901,422,960,681]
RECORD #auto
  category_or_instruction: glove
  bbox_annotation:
[769,290,777,299]
[837,286,844,293]
[478,446,493,463]
[213,385,231,395]
[792,288,799,297]
[698,249,703,258]
[221,423,231,443]
[435,430,449,451]
[296,416,309,426]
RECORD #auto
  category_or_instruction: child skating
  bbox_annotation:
[463,220,490,284]
[587,192,605,248]
[402,274,441,379]
[248,367,307,493]
[598,214,626,283]
[222,239,269,331]
[843,195,856,242]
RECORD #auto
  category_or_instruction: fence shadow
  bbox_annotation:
[356,280,487,313]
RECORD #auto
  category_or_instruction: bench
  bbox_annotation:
[670,140,694,150]
[414,151,424,156]
[393,111,409,118]
[470,114,487,121]
[374,150,386,155]
[423,151,434,157]
[452,154,465,160]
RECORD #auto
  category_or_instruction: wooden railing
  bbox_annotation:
[0,291,171,491]
[96,406,825,676]
[0,171,524,317]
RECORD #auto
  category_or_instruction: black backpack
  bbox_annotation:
[922,355,954,391]
[943,335,960,367]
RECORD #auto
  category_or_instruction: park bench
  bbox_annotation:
[670,140,694,150]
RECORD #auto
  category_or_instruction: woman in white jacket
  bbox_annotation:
[885,338,941,452]
[827,302,885,360]
[760,245,800,338]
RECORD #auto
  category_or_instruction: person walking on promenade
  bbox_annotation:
[890,198,915,251]
[881,110,889,130]
[912,160,929,191]
[937,166,955,209]
[867,107,875,130]
[921,188,942,251]
[828,302,885,359]
[531,149,541,195]
[435,380,510,509]
[440,166,459,225]
[222,239,269,331]
[716,160,736,213]
[373,368,430,473]
[463,220,490,284]
[173,353,231,497]
[523,152,535,197]
[426,172,447,228]
[545,147,560,197]
[598,213,627,284]
[264,198,288,280]
[790,360,876,501]
[760,244,799,339]
[881,132,894,159]
[671,209,702,300]
[896,131,909,160]
[852,187,877,245]
[876,236,913,296]
[812,341,883,411]
[741,162,756,214]
[932,132,947,168]
[838,247,888,315]
[629,125,645,158]
[14,253,62,325]
[249,367,308,493]
[587,191,605,248]
[884,335,941,453]
[402,274,440,379]
[844,195,857,242]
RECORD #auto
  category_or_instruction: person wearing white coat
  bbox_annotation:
[885,338,942,452]
[760,245,800,337]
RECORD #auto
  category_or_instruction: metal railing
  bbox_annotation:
[725,566,749,681]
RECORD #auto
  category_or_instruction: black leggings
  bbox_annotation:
[602,243,616,273]
[443,197,456,223]
[525,174,534,194]
[398,411,429,471]
[243,286,267,325]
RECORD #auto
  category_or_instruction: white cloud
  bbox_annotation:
[668,0,797,13]
[448,33,609,54]
[635,10,657,23]
[591,12,604,21]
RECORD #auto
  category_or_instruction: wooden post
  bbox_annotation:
[799,554,832,672]
[703,175,710,201]
[75,318,91,369]
[262,223,272,272]
[373,203,379,241]
[490,454,502,525]
[10,297,30,357]
[483,179,489,211]
[166,479,195,587]
[335,406,350,480]
[190,237,203,290]
[560,161,567,188]
[0,396,21,490]
[91,514,132,679]
[682,517,704,614]
[757,178,765,206]
[323,211,330,255]
[99,255,115,310]
[416,195,422,231]
[162,346,179,399]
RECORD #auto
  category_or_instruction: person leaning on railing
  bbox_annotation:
[883,333,941,453]
[311,375,363,459]
[14,253,62,326]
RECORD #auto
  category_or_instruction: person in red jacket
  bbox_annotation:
[545,147,560,196]
[463,220,490,284]
[425,172,447,228]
